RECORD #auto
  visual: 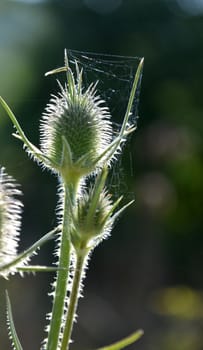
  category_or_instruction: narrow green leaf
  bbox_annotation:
[0,96,45,163]
[6,291,23,350]
[100,196,123,226]
[17,265,66,273]
[45,66,69,76]
[64,48,75,98]
[92,58,144,167]
[0,227,58,275]
[120,58,144,137]
[61,135,73,169]
[111,200,135,223]
[74,150,95,168]
[91,122,135,169]
[96,329,144,350]
[86,167,108,225]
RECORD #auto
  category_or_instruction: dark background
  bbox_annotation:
[0,0,203,349]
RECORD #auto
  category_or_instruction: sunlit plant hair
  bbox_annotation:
[0,167,22,277]
[70,167,133,254]
[0,167,57,280]
[0,50,144,350]
[0,50,143,185]
[40,64,113,182]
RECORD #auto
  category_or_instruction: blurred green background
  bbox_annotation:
[0,0,203,349]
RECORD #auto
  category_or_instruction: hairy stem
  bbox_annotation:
[61,251,86,350]
[46,181,78,350]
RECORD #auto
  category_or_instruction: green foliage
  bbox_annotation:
[6,291,23,350]
[0,51,143,350]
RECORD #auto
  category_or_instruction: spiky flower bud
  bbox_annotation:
[40,65,113,183]
[0,167,23,277]
[70,188,114,252]
[69,168,128,254]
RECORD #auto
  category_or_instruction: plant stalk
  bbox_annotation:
[61,251,86,350]
[46,181,78,350]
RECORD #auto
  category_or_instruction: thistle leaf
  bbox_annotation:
[120,58,144,137]
[6,291,23,350]
[96,329,144,350]
[85,167,108,225]
[92,58,144,167]
[45,66,69,77]
[0,226,58,277]
[0,96,46,164]
[17,265,66,273]
[100,196,123,226]
[111,200,135,223]
[60,135,73,170]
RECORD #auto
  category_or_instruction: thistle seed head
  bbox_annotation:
[40,67,113,181]
[70,187,114,252]
[0,167,23,276]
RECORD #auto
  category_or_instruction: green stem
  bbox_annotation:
[46,181,78,350]
[61,251,86,350]
[96,330,144,350]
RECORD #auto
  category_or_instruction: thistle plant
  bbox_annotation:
[0,50,144,350]
[0,167,23,276]
[0,167,58,279]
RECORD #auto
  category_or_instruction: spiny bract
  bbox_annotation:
[70,187,113,250]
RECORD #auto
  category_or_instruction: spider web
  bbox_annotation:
[67,49,143,199]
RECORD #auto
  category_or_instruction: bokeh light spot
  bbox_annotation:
[83,0,122,14]
[176,0,203,15]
